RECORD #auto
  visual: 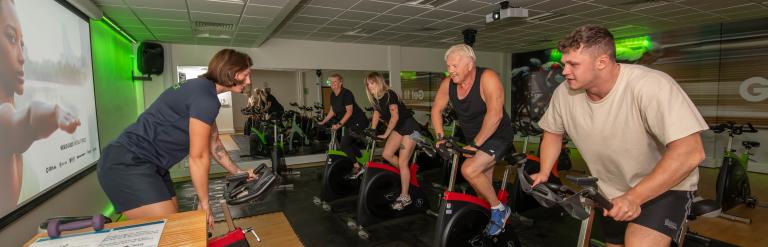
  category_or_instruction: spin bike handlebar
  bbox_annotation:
[353,128,385,142]
[516,155,613,220]
[435,138,476,160]
[710,122,758,135]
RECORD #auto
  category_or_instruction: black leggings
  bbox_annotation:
[340,122,366,161]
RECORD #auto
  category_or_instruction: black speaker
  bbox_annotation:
[137,42,164,75]
[462,28,477,47]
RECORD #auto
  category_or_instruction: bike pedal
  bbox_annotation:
[243,227,261,242]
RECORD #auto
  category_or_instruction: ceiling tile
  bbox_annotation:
[332,35,364,42]
[234,32,263,39]
[419,9,459,20]
[249,0,291,8]
[240,16,271,27]
[350,1,398,13]
[191,11,239,24]
[282,23,322,32]
[399,17,436,27]
[299,6,345,18]
[337,10,379,21]
[469,4,498,15]
[370,14,409,24]
[188,0,244,15]
[446,14,484,24]
[326,19,364,28]
[94,0,124,6]
[238,25,268,33]
[316,26,352,34]
[307,0,360,9]
[386,4,432,16]
[427,20,464,30]
[134,7,189,20]
[589,0,632,8]
[150,27,191,35]
[126,0,188,10]
[385,25,421,33]
[357,22,391,31]
[529,0,582,12]
[142,18,190,29]
[278,30,312,37]
[244,5,282,18]
[99,5,136,18]
[441,0,489,12]
[553,3,602,15]
[290,15,331,25]
[574,7,622,18]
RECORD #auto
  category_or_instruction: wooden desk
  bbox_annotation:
[24,210,207,247]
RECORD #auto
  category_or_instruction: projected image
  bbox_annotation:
[0,0,99,218]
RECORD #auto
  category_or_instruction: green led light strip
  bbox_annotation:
[102,16,137,44]
[549,35,653,62]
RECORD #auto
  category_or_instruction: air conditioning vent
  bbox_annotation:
[404,0,453,8]
[195,21,234,31]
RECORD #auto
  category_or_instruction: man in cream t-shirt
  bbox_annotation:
[532,25,708,247]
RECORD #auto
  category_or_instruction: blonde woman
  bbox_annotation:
[365,72,422,210]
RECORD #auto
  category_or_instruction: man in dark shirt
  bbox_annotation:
[319,74,368,172]
[264,87,284,118]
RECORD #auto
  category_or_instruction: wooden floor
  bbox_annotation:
[687,168,768,247]
[211,212,303,247]
[220,134,240,151]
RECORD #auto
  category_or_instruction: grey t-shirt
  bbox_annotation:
[538,64,708,199]
[116,77,220,170]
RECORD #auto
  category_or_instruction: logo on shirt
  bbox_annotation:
[739,77,768,102]
[664,219,678,231]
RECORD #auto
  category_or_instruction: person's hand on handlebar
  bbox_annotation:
[435,134,446,148]
[462,145,477,158]
[331,123,342,130]
[529,172,549,187]
[377,131,390,140]
[604,193,641,221]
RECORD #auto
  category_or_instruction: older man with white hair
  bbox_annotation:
[431,44,515,236]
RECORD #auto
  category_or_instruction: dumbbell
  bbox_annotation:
[47,214,108,238]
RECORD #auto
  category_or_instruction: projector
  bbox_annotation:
[486,7,529,23]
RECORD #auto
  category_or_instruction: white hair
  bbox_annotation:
[444,44,476,62]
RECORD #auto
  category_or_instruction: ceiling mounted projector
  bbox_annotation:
[485,1,529,24]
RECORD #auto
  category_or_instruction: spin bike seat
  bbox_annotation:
[742,141,760,149]
[689,198,721,219]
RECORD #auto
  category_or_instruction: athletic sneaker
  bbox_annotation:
[392,194,412,210]
[344,165,365,180]
[485,204,511,236]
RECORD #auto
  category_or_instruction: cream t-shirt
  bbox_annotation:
[538,64,708,199]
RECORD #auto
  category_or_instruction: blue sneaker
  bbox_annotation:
[486,204,511,236]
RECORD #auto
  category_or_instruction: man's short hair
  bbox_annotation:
[557,25,616,61]
[444,44,476,62]
[329,73,343,82]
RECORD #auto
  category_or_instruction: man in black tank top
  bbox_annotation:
[431,44,515,236]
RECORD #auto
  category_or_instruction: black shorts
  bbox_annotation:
[602,190,694,244]
[394,117,421,137]
[477,137,513,162]
[97,143,176,212]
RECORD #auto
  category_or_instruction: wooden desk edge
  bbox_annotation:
[24,210,207,247]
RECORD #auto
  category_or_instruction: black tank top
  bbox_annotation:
[449,67,514,141]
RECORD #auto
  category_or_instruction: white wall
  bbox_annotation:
[0,172,111,247]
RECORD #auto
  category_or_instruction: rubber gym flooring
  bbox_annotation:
[174,165,741,247]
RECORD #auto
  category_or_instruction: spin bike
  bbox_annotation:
[354,129,436,239]
[313,126,375,210]
[433,138,521,247]
[710,122,760,224]
[516,154,613,247]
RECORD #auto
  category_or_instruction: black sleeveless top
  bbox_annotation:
[449,67,514,141]
[374,90,412,126]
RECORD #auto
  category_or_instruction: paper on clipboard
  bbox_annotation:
[30,219,167,247]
